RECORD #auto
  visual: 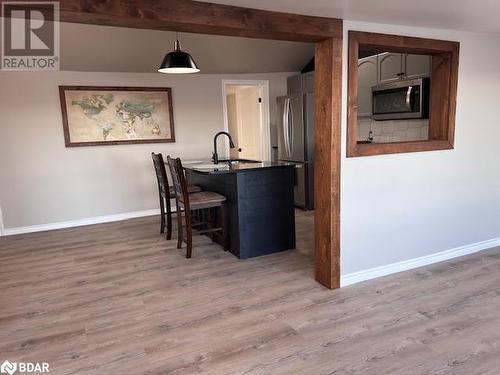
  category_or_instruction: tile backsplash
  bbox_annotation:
[358,117,429,143]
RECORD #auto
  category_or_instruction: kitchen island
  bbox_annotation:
[184,160,296,259]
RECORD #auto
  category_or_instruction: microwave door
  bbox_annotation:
[372,78,427,120]
[373,87,414,120]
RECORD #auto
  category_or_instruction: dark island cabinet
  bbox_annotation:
[185,165,296,259]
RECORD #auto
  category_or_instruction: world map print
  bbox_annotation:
[61,88,174,145]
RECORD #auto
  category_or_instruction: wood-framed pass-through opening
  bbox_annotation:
[54,0,343,289]
[347,31,459,157]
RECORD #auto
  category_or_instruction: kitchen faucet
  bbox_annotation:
[212,131,235,164]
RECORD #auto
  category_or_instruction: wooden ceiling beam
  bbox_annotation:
[58,0,342,42]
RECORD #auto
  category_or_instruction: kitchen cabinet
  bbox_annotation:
[358,55,378,116]
[378,52,404,82]
[186,163,296,259]
[404,54,431,78]
[378,53,431,82]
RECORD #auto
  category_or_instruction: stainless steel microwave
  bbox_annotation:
[372,77,430,120]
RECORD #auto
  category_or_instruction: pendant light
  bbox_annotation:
[158,33,200,74]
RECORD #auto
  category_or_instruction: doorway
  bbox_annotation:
[222,80,271,161]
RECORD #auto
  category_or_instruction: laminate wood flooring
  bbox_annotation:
[1,211,500,374]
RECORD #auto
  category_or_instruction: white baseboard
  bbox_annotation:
[2,208,160,236]
[340,237,500,287]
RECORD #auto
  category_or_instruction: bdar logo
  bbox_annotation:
[0,360,17,375]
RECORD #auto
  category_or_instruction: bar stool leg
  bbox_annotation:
[166,196,173,240]
[220,203,228,251]
[176,208,183,249]
[186,209,193,258]
[208,208,214,242]
[159,194,165,234]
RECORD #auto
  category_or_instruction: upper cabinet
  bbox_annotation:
[404,54,432,79]
[358,56,378,117]
[378,52,404,82]
[377,53,431,82]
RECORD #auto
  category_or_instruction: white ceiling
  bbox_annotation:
[199,0,500,34]
[60,22,314,74]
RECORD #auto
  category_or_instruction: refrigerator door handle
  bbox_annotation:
[284,98,292,158]
[289,98,294,158]
[282,98,288,158]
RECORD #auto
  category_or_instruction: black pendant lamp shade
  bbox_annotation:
[158,39,200,74]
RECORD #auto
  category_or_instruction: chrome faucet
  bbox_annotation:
[212,131,235,164]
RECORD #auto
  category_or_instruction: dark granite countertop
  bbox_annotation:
[181,159,296,174]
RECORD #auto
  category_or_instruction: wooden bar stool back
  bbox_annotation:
[151,152,173,240]
[152,152,201,240]
[167,156,228,258]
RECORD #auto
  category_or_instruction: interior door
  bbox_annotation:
[226,93,240,159]
[234,86,262,160]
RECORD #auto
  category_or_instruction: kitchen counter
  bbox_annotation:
[183,159,296,259]
[182,159,296,174]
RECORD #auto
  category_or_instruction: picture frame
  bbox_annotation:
[59,86,175,147]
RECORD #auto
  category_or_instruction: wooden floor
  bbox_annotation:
[2,211,500,374]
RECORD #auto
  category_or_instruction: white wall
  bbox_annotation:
[341,21,500,278]
[0,71,292,230]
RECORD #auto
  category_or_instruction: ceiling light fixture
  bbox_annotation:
[158,33,200,74]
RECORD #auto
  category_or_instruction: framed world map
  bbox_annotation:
[59,86,175,147]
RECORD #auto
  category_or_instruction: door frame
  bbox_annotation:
[0,201,5,236]
[54,0,343,289]
[221,80,271,161]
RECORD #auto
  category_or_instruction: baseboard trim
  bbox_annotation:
[3,208,160,236]
[340,237,500,287]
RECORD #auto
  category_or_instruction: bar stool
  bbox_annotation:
[167,155,228,258]
[151,152,201,240]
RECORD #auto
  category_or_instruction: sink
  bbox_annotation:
[193,163,229,169]
[218,158,260,165]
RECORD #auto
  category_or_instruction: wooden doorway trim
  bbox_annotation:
[59,0,341,42]
[56,0,343,289]
[314,38,343,289]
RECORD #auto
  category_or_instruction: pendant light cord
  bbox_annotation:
[174,32,180,51]
[174,31,181,51]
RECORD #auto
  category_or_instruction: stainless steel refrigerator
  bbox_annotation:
[277,72,314,210]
